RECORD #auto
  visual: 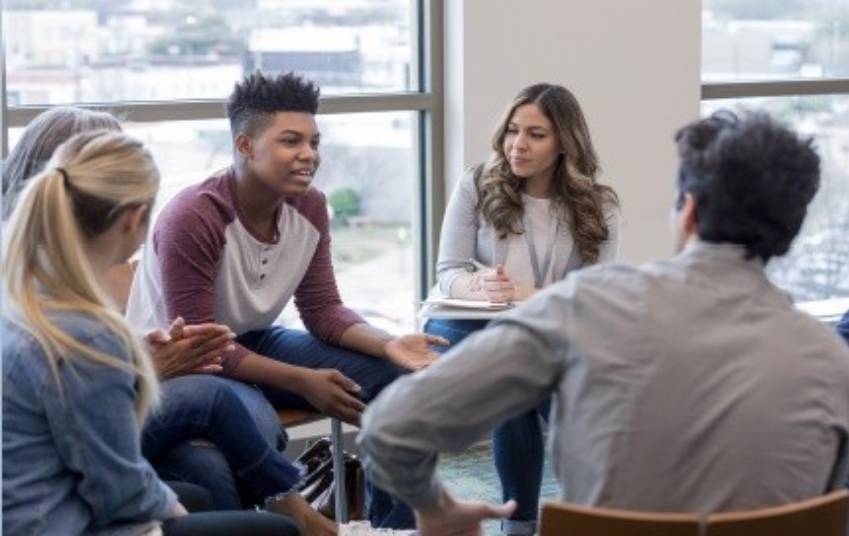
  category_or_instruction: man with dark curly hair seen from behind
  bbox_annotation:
[127,71,447,529]
[359,111,849,535]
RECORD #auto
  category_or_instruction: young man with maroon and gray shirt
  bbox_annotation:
[127,71,446,528]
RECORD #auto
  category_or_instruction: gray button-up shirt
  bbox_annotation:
[359,242,849,514]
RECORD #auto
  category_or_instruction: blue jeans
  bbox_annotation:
[143,375,303,508]
[425,318,550,536]
[152,377,284,509]
[238,326,413,528]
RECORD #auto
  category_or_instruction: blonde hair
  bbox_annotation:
[4,130,161,422]
[477,83,618,265]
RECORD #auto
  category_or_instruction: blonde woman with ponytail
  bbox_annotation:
[2,130,302,536]
[4,130,161,415]
[426,83,621,536]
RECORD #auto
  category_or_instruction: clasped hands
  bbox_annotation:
[145,317,235,380]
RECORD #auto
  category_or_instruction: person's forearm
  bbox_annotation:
[229,352,308,392]
[359,421,447,510]
[359,313,565,507]
[338,323,393,359]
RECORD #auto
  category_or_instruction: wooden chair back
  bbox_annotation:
[277,408,326,428]
[706,489,849,536]
[540,491,849,536]
[539,501,701,536]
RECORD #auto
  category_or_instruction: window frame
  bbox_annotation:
[701,13,849,314]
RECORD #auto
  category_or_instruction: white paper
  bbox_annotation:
[424,297,515,311]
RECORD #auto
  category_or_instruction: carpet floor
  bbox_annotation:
[437,442,560,535]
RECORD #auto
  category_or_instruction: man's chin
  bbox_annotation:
[281,183,311,197]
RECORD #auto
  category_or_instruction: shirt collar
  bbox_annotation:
[678,240,766,274]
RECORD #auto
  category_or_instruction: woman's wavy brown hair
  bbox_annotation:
[476,83,618,264]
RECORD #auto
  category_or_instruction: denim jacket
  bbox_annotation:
[2,312,176,535]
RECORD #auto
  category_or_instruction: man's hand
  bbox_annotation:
[297,369,366,425]
[384,334,449,371]
[168,501,189,519]
[416,492,516,536]
[482,264,516,304]
[145,317,235,380]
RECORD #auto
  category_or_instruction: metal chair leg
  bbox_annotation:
[331,418,348,523]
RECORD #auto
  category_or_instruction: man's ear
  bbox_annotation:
[680,192,698,234]
[235,132,252,159]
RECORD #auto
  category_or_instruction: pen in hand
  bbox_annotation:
[469,258,514,304]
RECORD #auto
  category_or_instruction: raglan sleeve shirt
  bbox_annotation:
[291,189,365,341]
[153,180,365,375]
[152,188,250,374]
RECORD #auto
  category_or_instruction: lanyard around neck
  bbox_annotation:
[523,210,559,289]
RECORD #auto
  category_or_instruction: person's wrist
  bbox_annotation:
[378,334,395,359]
[288,367,313,395]
[415,489,454,518]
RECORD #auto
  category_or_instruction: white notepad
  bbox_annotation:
[423,297,515,311]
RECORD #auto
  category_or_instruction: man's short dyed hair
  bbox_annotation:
[226,71,320,138]
[675,110,820,262]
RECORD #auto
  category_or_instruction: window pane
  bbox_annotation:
[7,111,419,331]
[4,0,416,105]
[703,0,849,81]
[701,95,849,301]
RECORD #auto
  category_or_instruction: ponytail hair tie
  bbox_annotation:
[55,167,70,187]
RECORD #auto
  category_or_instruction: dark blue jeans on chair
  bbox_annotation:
[237,326,413,529]
[151,376,284,509]
[425,318,550,536]
[143,375,303,508]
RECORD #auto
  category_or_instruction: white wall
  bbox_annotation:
[444,0,702,263]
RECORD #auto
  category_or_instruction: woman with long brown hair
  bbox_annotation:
[427,83,620,535]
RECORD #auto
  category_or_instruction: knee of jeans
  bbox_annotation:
[423,320,458,341]
[424,319,485,348]
[162,375,232,415]
[216,379,282,443]
[362,363,404,400]
[252,405,286,448]
[155,442,237,492]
